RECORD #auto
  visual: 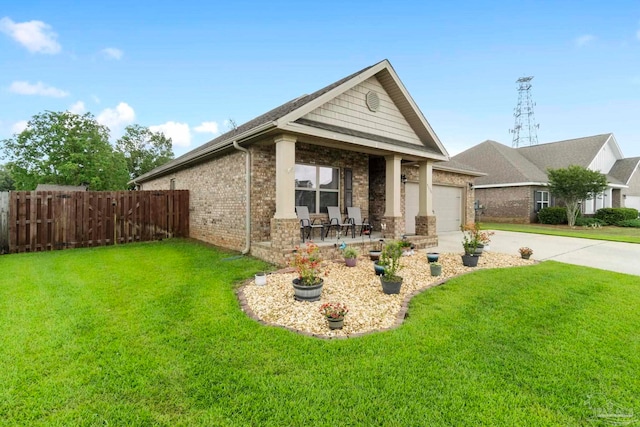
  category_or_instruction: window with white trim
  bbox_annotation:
[535,190,549,212]
[295,164,339,214]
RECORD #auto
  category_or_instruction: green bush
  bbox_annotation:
[575,217,606,227]
[595,208,639,225]
[616,219,640,228]
[537,207,568,225]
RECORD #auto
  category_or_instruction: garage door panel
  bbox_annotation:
[434,185,462,233]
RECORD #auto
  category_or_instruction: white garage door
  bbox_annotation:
[433,185,462,233]
[404,182,419,235]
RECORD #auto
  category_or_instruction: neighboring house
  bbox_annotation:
[35,184,89,191]
[134,59,481,265]
[452,134,640,223]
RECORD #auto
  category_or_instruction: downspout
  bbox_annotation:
[233,141,251,255]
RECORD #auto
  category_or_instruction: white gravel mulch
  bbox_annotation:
[238,251,535,338]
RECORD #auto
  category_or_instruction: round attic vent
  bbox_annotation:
[366,91,380,112]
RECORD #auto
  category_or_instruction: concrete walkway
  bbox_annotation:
[432,230,640,276]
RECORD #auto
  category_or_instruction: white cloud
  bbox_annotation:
[575,34,595,47]
[0,17,61,54]
[9,80,69,97]
[101,47,123,60]
[150,122,191,147]
[97,102,135,133]
[68,101,86,114]
[194,121,219,134]
[11,120,28,134]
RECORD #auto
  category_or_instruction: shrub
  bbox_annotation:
[616,219,640,228]
[537,207,569,225]
[575,217,606,227]
[595,208,639,225]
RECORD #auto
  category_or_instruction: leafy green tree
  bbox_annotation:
[1,111,129,190]
[115,124,174,184]
[547,165,608,227]
[0,163,15,191]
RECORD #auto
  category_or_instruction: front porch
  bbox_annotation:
[250,228,438,267]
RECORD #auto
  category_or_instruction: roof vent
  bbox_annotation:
[366,91,380,112]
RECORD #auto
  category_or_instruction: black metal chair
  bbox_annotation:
[295,206,324,242]
[325,206,354,238]
[347,207,371,236]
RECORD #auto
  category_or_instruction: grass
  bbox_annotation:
[1,240,639,426]
[483,222,640,244]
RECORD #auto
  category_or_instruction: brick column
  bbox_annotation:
[415,215,436,236]
[270,217,300,251]
[381,216,404,240]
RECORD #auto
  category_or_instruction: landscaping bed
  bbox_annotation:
[240,251,535,337]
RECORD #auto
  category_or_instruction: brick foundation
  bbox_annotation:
[415,215,436,236]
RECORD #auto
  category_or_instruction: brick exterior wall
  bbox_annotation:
[140,150,248,250]
[474,186,538,223]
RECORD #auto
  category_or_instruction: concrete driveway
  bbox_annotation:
[432,230,640,276]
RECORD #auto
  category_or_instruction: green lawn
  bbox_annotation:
[1,240,639,426]
[484,222,640,244]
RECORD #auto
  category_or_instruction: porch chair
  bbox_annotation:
[325,206,355,239]
[295,206,324,242]
[347,207,372,236]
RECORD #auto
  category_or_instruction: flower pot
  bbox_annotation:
[369,250,381,261]
[292,278,324,302]
[327,318,344,330]
[461,254,479,267]
[254,272,267,286]
[345,257,357,267]
[521,254,531,260]
[430,264,442,276]
[380,276,403,294]
[373,261,386,276]
[474,244,484,256]
[427,252,439,263]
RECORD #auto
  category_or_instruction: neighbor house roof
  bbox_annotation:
[452,140,548,186]
[35,184,88,191]
[432,158,486,177]
[134,59,449,184]
[609,157,640,185]
[517,134,613,170]
[452,133,631,188]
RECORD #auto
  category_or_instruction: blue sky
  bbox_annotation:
[1,0,639,160]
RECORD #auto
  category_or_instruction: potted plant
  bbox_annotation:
[379,240,403,294]
[519,247,533,259]
[369,239,384,261]
[342,246,359,267]
[399,239,412,256]
[319,302,349,330]
[461,224,480,267]
[291,241,325,302]
[429,261,442,276]
[462,222,492,256]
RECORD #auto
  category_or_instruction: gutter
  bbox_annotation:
[233,140,251,255]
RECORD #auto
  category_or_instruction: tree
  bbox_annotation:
[115,124,174,184]
[547,165,608,227]
[0,163,15,191]
[1,111,129,190]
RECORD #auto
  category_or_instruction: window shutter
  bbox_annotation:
[344,168,352,212]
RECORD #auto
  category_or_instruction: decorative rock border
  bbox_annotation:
[237,252,536,339]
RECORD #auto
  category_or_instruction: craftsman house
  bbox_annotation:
[134,60,481,265]
[452,134,640,223]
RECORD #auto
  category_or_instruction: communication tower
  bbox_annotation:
[509,76,539,147]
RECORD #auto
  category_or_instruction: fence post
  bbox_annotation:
[0,192,8,254]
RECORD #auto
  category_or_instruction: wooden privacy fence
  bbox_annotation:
[7,190,189,253]
[0,192,8,254]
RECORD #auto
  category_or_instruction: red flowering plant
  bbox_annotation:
[319,302,349,320]
[461,222,494,252]
[291,241,324,286]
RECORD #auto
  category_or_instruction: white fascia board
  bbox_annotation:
[473,182,548,189]
[281,121,448,161]
[608,183,629,189]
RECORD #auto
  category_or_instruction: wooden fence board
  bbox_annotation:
[0,192,8,253]
[7,190,189,253]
